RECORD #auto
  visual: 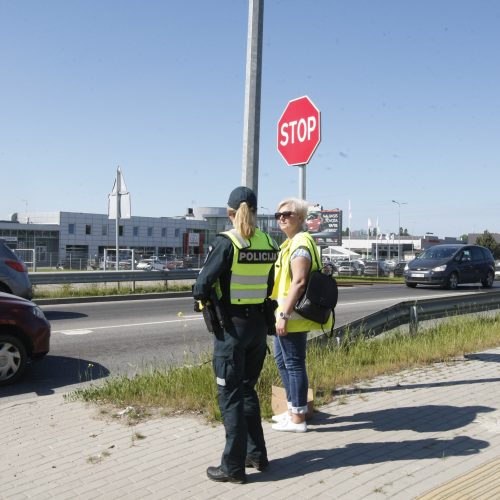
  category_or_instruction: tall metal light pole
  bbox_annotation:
[392,199,407,261]
[241,0,264,197]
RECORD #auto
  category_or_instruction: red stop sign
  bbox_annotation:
[277,96,321,166]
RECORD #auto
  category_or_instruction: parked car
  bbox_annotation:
[364,260,389,277]
[393,261,407,277]
[384,260,397,271]
[404,244,495,289]
[136,258,167,271]
[337,260,364,276]
[165,257,184,270]
[0,292,50,385]
[0,239,32,299]
[495,260,500,281]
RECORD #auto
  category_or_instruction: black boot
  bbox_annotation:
[206,466,246,484]
[245,456,269,471]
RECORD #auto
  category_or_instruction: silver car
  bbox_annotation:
[0,240,32,299]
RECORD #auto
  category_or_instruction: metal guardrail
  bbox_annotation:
[29,269,199,285]
[315,289,500,344]
[29,272,500,341]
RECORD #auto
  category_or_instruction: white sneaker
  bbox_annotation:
[272,419,307,433]
[271,411,290,423]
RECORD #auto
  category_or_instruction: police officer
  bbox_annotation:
[193,186,278,484]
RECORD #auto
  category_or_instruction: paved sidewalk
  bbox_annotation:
[2,347,500,500]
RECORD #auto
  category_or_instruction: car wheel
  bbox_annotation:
[481,271,494,288]
[0,282,11,294]
[405,282,417,288]
[0,334,28,385]
[447,272,459,290]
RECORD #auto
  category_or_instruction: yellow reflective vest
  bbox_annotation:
[219,228,278,304]
[271,231,333,333]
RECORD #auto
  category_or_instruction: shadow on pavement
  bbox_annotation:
[319,405,494,433]
[0,355,109,398]
[332,377,500,395]
[465,352,500,364]
[250,436,489,482]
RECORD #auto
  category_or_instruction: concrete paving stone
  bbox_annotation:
[160,487,207,500]
[145,470,207,493]
[24,491,59,500]
[216,486,257,500]
[85,486,141,500]
[143,489,191,500]
[31,481,86,499]
[0,494,29,500]
[74,476,132,496]
[0,485,28,500]
[1,478,53,497]
[293,477,339,498]
[94,478,147,497]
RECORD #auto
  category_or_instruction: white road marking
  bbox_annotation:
[53,315,202,335]
[340,292,470,306]
[59,329,94,336]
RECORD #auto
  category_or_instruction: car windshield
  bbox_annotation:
[418,247,458,259]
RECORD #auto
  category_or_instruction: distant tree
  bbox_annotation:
[460,234,468,242]
[476,230,500,258]
[342,227,350,237]
[372,227,378,237]
[403,228,409,236]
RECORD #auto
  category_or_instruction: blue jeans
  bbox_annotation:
[273,332,308,414]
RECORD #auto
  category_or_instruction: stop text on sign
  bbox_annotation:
[277,95,321,166]
[279,116,318,146]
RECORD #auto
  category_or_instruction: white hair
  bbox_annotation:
[277,197,309,222]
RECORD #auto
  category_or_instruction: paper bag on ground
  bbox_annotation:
[271,385,314,420]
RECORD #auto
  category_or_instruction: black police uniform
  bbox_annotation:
[193,232,275,480]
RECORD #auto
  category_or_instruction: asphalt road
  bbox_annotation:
[1,282,498,401]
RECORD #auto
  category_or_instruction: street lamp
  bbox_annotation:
[392,200,407,261]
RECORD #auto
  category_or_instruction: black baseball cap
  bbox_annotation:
[227,186,257,211]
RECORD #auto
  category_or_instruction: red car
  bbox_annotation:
[0,292,50,385]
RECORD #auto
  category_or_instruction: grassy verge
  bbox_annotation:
[33,282,192,299]
[71,313,500,422]
[33,276,401,299]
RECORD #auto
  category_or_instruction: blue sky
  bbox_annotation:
[1,0,499,238]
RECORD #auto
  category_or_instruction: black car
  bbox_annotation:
[404,244,495,289]
[393,261,407,277]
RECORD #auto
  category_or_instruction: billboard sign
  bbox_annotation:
[306,206,342,247]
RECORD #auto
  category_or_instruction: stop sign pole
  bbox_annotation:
[277,96,321,200]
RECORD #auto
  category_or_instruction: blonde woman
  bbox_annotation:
[271,198,333,432]
[193,186,278,483]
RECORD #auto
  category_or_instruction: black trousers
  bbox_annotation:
[212,308,268,476]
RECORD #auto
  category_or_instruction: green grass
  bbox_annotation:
[71,313,500,421]
[33,282,192,299]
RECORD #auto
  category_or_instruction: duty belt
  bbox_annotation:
[226,303,265,317]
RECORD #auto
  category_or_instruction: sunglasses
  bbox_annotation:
[274,211,295,220]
